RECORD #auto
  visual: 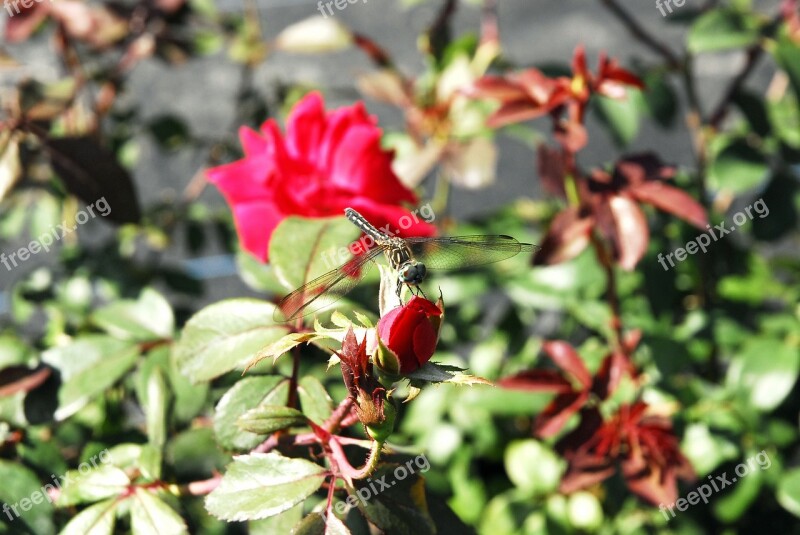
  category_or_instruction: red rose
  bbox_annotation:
[206,91,435,261]
[376,296,443,374]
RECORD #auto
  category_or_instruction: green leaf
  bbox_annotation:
[726,337,800,411]
[144,366,169,450]
[504,440,564,497]
[774,38,800,102]
[593,92,641,147]
[567,491,603,531]
[166,428,230,480]
[732,90,771,138]
[91,288,174,341]
[245,332,321,372]
[687,9,761,53]
[56,465,130,507]
[292,512,350,534]
[713,458,763,522]
[0,460,55,535]
[292,512,326,534]
[681,423,739,474]
[130,488,188,535]
[214,376,290,450]
[324,514,350,535]
[42,336,141,420]
[205,453,326,521]
[175,299,289,382]
[778,468,800,518]
[707,139,768,194]
[642,71,678,128]
[104,444,145,471]
[59,498,117,535]
[352,464,435,535]
[269,216,361,292]
[236,249,285,294]
[769,90,800,148]
[249,503,304,534]
[406,362,491,387]
[139,346,208,424]
[238,405,307,434]
[0,334,35,369]
[297,376,334,424]
[138,444,163,482]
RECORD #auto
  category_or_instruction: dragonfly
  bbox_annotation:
[274,207,539,321]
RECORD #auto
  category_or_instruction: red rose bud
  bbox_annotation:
[376,296,443,374]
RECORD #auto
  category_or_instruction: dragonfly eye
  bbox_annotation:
[400,262,427,285]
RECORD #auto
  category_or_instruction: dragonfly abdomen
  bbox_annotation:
[345,208,384,239]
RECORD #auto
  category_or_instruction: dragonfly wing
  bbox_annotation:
[405,236,540,270]
[275,248,381,321]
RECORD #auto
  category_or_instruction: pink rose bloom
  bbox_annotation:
[207,91,435,261]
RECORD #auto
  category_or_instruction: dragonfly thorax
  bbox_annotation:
[398,261,427,286]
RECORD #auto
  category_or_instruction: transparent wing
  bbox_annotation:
[405,235,540,270]
[274,247,383,322]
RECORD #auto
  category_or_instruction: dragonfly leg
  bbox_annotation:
[416,286,428,299]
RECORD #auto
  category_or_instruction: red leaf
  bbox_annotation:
[592,352,635,399]
[559,451,615,493]
[4,3,49,43]
[534,391,589,438]
[600,194,649,270]
[622,454,679,505]
[537,144,567,198]
[0,366,51,397]
[469,76,529,101]
[533,207,593,266]
[487,102,552,128]
[553,116,588,153]
[498,370,575,393]
[629,181,708,229]
[542,341,591,388]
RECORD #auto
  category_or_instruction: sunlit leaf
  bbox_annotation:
[205,453,326,521]
[175,299,289,383]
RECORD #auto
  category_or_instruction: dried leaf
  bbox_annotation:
[42,136,141,224]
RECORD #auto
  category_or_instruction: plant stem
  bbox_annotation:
[597,0,681,69]
[590,234,624,352]
[330,437,383,482]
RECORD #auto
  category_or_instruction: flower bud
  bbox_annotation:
[376,296,443,374]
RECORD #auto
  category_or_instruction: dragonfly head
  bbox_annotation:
[398,261,427,286]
